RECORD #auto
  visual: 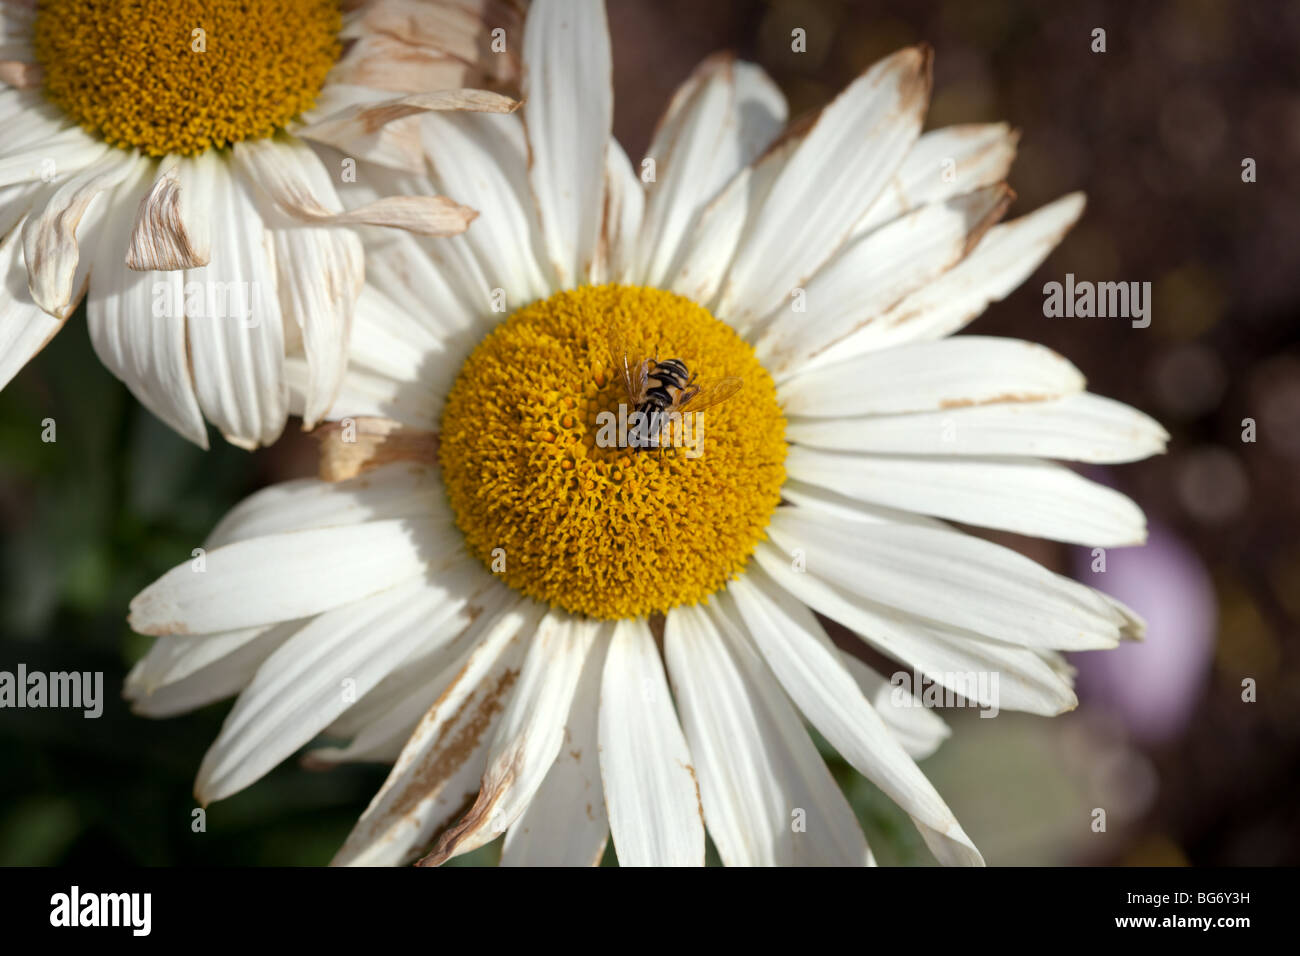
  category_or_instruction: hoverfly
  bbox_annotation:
[605,314,742,452]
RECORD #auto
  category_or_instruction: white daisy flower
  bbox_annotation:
[126,0,1166,866]
[0,0,522,449]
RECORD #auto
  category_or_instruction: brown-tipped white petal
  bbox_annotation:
[128,517,459,636]
[752,542,1078,716]
[21,151,134,318]
[500,635,610,866]
[421,614,601,865]
[84,156,209,446]
[716,46,932,329]
[297,89,519,172]
[667,603,872,866]
[125,152,216,271]
[332,598,541,866]
[635,54,786,286]
[852,123,1019,239]
[195,569,489,805]
[777,335,1085,416]
[185,161,287,449]
[0,212,66,388]
[522,0,612,287]
[599,618,705,867]
[724,575,982,866]
[755,184,1012,377]
[833,192,1087,357]
[235,135,476,237]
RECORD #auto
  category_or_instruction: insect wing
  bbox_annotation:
[605,314,646,404]
[679,376,743,414]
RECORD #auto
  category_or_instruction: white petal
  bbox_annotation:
[780,479,951,530]
[235,135,475,236]
[126,624,275,696]
[357,226,486,337]
[777,335,1085,415]
[128,518,459,635]
[723,576,980,865]
[0,213,65,389]
[667,603,871,866]
[755,185,1011,377]
[125,151,217,270]
[195,568,489,803]
[823,193,1085,359]
[22,151,134,317]
[0,92,65,152]
[419,110,553,304]
[522,0,612,287]
[837,651,951,761]
[0,127,108,187]
[851,123,1018,239]
[311,585,516,765]
[785,446,1147,546]
[288,363,436,431]
[716,46,931,329]
[205,464,440,548]
[751,542,1078,715]
[789,392,1169,464]
[297,89,518,173]
[666,117,806,311]
[126,621,302,719]
[235,141,365,428]
[599,617,704,866]
[0,180,35,238]
[422,614,601,864]
[594,137,644,285]
[768,507,1125,649]
[500,636,610,866]
[86,158,208,447]
[332,598,542,866]
[185,161,287,449]
[635,54,785,286]
[272,223,362,428]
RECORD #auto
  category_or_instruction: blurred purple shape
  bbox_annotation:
[1071,522,1217,745]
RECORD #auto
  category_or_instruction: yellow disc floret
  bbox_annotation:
[33,0,342,156]
[440,285,787,620]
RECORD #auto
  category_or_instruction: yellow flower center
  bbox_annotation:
[33,0,342,157]
[440,285,787,620]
